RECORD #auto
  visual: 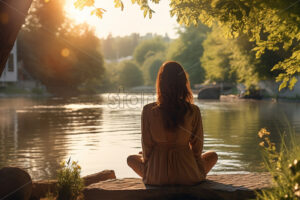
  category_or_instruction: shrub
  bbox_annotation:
[118,60,144,88]
[142,53,164,85]
[257,128,300,200]
[133,38,166,64]
[57,158,84,200]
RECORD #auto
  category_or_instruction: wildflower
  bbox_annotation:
[259,141,265,147]
[295,183,300,197]
[60,161,66,167]
[270,143,276,151]
[293,159,299,167]
[57,158,84,200]
[258,128,270,138]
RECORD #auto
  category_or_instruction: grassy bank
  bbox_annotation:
[257,128,300,200]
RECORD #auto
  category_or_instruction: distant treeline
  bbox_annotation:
[102,24,283,91]
[100,33,170,61]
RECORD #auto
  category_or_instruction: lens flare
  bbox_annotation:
[61,48,70,57]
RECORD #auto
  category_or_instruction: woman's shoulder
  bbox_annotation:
[188,103,201,118]
[142,102,157,112]
[190,103,200,111]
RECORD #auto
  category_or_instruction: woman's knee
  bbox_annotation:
[127,154,144,177]
[127,155,135,167]
[203,151,218,163]
[209,151,218,160]
[127,154,142,167]
[210,151,218,163]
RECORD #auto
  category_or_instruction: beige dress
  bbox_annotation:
[141,102,206,185]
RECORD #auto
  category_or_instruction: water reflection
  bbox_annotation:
[0,97,104,179]
[198,100,300,173]
[0,95,299,180]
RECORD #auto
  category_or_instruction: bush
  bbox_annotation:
[257,128,300,200]
[142,53,164,85]
[133,37,166,64]
[118,60,144,88]
[57,158,84,200]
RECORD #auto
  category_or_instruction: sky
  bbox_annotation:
[64,0,179,39]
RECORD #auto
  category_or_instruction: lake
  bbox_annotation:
[0,93,299,180]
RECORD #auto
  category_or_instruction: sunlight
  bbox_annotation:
[64,0,96,24]
[63,0,178,38]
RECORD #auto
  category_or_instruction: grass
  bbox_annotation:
[0,84,30,94]
[0,83,47,96]
[256,128,300,200]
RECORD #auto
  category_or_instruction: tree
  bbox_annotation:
[201,25,288,88]
[133,37,166,65]
[142,52,164,85]
[101,33,140,60]
[101,34,117,60]
[118,60,143,88]
[0,0,33,75]
[18,0,105,95]
[167,25,209,86]
[201,30,237,83]
[167,0,300,90]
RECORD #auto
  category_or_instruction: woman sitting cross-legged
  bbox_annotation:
[127,61,218,186]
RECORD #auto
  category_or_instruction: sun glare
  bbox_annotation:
[64,0,178,39]
[64,0,96,24]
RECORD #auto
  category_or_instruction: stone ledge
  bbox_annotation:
[31,170,116,199]
[83,173,272,200]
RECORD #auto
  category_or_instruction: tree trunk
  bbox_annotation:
[0,0,32,76]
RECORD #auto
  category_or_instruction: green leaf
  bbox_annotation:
[289,76,298,90]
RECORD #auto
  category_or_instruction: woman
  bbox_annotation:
[127,61,218,185]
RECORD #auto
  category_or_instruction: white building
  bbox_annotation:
[0,42,18,82]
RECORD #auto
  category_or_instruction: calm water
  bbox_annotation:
[0,94,300,180]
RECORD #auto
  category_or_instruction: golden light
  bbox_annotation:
[64,0,96,24]
[61,48,70,57]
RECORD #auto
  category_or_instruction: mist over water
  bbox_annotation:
[0,94,300,180]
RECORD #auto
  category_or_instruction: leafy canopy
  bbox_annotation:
[75,0,300,90]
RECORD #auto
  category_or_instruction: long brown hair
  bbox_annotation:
[155,61,194,131]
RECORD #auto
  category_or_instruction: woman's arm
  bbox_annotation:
[141,105,153,163]
[190,106,205,174]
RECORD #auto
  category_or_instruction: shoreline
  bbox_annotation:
[1,92,300,103]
